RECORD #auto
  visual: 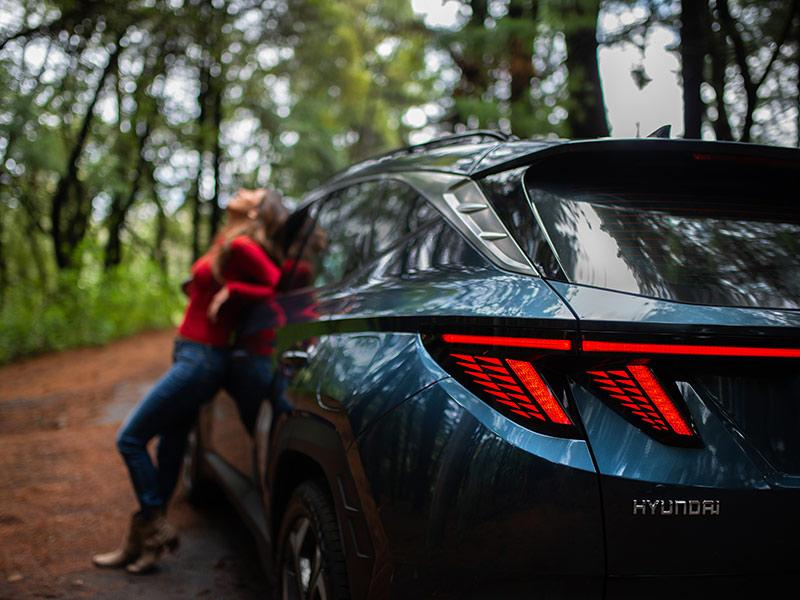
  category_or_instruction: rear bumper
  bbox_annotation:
[606,575,795,599]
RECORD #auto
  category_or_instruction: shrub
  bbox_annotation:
[0,260,184,365]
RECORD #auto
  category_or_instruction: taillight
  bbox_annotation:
[586,365,699,446]
[427,331,800,446]
[583,340,800,359]
[442,334,572,351]
[450,353,573,427]
[434,334,579,438]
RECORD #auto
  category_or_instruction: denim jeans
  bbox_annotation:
[224,350,275,434]
[116,339,228,513]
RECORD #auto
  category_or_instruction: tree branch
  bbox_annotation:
[755,0,799,90]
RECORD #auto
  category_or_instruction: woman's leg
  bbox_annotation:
[156,421,195,505]
[225,351,274,434]
[116,340,227,514]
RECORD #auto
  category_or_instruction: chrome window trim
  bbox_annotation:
[401,172,538,277]
[296,170,538,278]
[521,169,568,278]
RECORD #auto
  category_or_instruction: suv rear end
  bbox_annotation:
[260,135,799,599]
[472,140,800,592]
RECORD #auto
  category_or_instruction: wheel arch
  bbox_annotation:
[271,449,328,542]
[267,414,377,600]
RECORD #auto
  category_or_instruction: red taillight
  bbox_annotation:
[506,359,572,425]
[448,352,575,434]
[582,340,800,358]
[432,331,799,446]
[586,366,696,442]
[627,366,693,436]
[443,334,572,351]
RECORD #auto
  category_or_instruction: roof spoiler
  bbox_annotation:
[470,138,800,177]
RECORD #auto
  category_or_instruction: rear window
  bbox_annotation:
[524,150,800,309]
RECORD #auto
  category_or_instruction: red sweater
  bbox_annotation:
[178,252,227,347]
[178,237,280,348]
[225,238,282,355]
[280,258,314,290]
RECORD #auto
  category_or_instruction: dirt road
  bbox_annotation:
[0,330,270,599]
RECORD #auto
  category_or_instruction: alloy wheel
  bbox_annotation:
[282,516,329,600]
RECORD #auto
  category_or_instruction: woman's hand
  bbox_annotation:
[208,286,230,323]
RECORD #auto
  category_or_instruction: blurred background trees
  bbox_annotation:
[1,0,799,363]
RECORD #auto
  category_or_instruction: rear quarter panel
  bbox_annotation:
[356,378,603,598]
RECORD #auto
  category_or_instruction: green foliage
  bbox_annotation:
[0,0,434,363]
[0,255,184,365]
[0,0,796,365]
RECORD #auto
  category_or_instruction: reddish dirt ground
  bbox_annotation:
[0,330,270,599]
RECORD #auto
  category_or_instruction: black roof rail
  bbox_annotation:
[326,130,516,184]
[407,129,514,152]
[376,130,514,161]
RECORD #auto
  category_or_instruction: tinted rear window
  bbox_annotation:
[525,150,800,309]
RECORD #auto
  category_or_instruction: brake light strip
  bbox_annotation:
[582,340,800,358]
[442,334,572,350]
[443,334,800,358]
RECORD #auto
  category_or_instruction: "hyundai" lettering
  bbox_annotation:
[632,499,720,516]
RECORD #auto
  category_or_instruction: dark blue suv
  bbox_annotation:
[187,131,800,599]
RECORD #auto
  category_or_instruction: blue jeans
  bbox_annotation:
[225,351,276,434]
[116,339,228,513]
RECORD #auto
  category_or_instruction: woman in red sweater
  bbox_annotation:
[92,190,280,574]
[210,190,288,430]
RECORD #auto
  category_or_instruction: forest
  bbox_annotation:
[1,0,798,363]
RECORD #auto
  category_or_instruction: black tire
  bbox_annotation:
[276,480,349,600]
[181,425,219,506]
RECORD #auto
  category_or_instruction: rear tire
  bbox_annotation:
[276,480,349,600]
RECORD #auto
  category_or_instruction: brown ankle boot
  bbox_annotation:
[92,512,146,568]
[125,509,179,575]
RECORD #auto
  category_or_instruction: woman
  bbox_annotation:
[92,189,280,574]
[211,189,288,432]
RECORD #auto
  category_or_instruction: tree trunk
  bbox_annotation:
[191,59,211,261]
[715,0,757,142]
[147,159,169,275]
[25,214,49,291]
[51,41,122,269]
[563,0,609,139]
[698,0,733,141]
[797,16,800,147]
[508,0,538,136]
[708,46,734,141]
[680,0,705,138]
[208,84,223,242]
[446,0,490,128]
[716,0,797,142]
[104,191,125,269]
[104,120,151,269]
[0,206,6,305]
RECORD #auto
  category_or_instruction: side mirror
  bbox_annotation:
[280,349,309,369]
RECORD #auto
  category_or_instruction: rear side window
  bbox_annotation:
[312,182,380,287]
[287,179,439,289]
[524,150,800,309]
[371,180,439,254]
[369,218,489,280]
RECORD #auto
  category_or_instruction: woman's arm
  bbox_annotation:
[227,236,281,294]
[208,236,280,321]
